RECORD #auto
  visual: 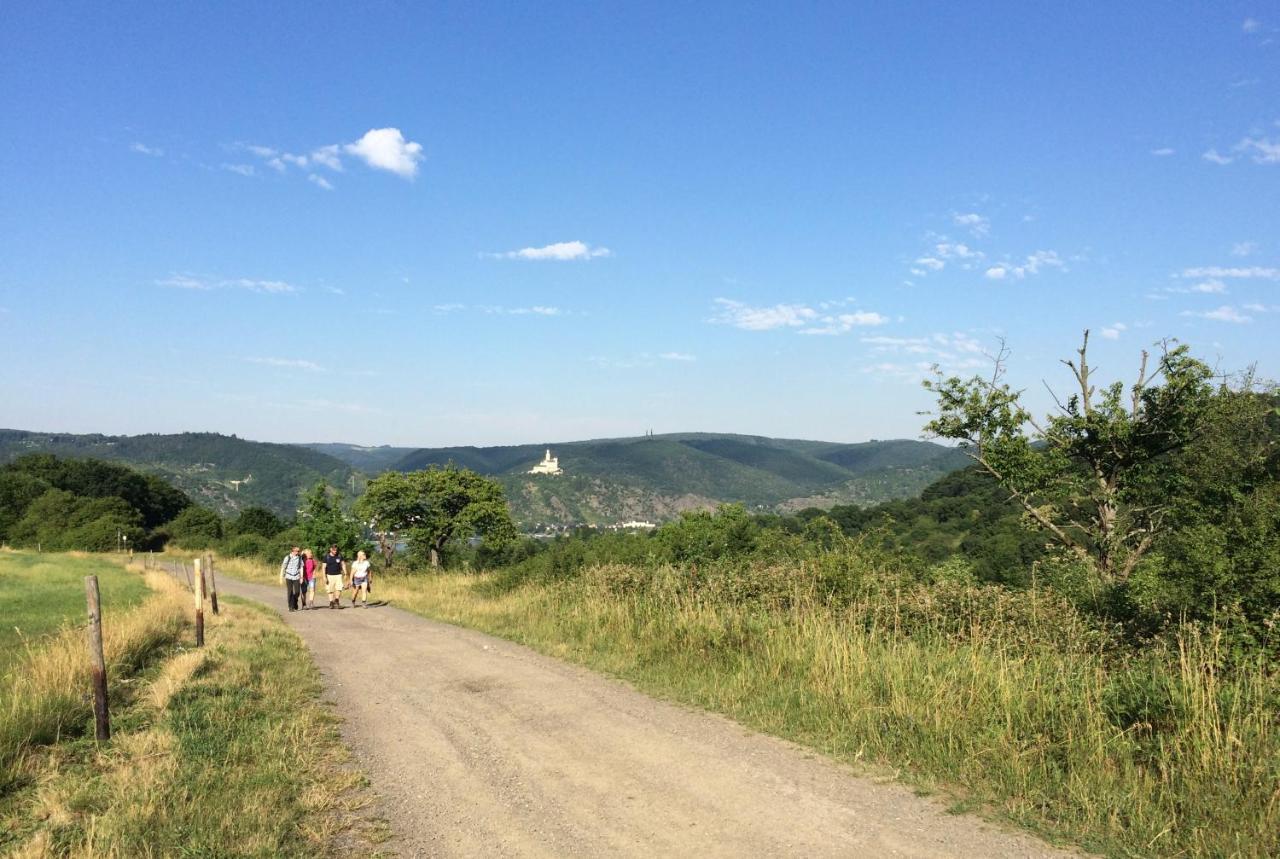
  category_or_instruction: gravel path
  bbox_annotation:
[218,575,1076,858]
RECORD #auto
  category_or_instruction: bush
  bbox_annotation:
[165,506,224,549]
[223,533,269,559]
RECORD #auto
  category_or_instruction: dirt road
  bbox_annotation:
[218,576,1073,858]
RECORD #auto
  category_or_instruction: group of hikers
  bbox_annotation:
[279,544,372,611]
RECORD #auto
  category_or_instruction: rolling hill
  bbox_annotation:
[373,433,969,527]
[0,430,357,517]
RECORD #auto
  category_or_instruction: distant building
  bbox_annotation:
[528,449,562,476]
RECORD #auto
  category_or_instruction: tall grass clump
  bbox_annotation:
[0,567,187,790]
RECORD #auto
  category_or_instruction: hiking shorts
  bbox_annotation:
[326,574,344,595]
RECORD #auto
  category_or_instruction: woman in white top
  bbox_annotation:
[350,550,372,607]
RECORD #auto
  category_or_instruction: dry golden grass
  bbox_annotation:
[0,565,188,788]
[4,583,376,858]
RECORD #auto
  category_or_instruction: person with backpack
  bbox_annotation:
[322,544,346,609]
[279,545,305,612]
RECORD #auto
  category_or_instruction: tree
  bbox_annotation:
[228,505,288,538]
[923,332,1215,584]
[298,482,365,557]
[165,505,225,548]
[355,466,515,568]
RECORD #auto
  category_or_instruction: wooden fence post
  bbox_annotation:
[84,575,110,741]
[193,557,205,647]
[206,553,220,615]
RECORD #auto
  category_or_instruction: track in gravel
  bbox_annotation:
[217,575,1075,858]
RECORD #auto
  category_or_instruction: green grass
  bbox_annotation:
[0,551,149,652]
[1,591,377,858]
[350,563,1278,858]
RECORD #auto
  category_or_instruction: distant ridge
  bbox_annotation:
[0,429,356,517]
[309,433,969,527]
[0,428,968,528]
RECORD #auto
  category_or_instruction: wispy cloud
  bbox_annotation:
[157,274,301,294]
[711,299,889,336]
[130,142,164,157]
[711,299,817,331]
[1150,147,1175,156]
[952,212,990,237]
[222,163,256,177]
[984,250,1065,280]
[245,357,324,371]
[1234,136,1280,164]
[1179,266,1280,280]
[798,311,889,335]
[236,127,423,184]
[658,352,696,361]
[1180,305,1253,323]
[1202,148,1234,165]
[1231,242,1258,257]
[860,332,986,379]
[1100,322,1127,340]
[1243,17,1261,33]
[491,241,612,261]
[431,303,564,316]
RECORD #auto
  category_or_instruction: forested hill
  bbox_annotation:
[0,430,356,517]
[360,433,969,527]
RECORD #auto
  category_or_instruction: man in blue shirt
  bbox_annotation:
[279,546,305,612]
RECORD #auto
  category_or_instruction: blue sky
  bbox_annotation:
[1,2,1276,447]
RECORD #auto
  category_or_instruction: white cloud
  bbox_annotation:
[500,305,562,316]
[914,257,945,271]
[245,357,324,371]
[1242,302,1279,313]
[1179,266,1280,280]
[1202,148,1234,165]
[310,145,343,171]
[658,352,696,362]
[1243,18,1261,33]
[130,142,164,157]
[860,332,986,378]
[984,250,1065,280]
[711,299,818,331]
[308,173,334,191]
[935,242,982,261]
[1231,242,1258,257]
[798,311,889,335]
[1180,305,1253,323]
[1150,147,1175,156]
[1234,136,1280,164]
[494,241,612,261]
[1100,323,1127,340]
[344,127,424,179]
[222,163,256,177]
[1190,279,1227,293]
[952,212,990,237]
[157,274,300,294]
[434,303,564,316]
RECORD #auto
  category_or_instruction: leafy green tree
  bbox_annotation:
[355,466,515,568]
[0,470,51,542]
[4,453,189,528]
[165,505,225,548]
[657,503,759,565]
[299,482,364,557]
[228,505,288,538]
[923,333,1215,584]
[10,488,144,551]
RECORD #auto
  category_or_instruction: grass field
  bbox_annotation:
[216,553,1280,858]
[0,552,149,653]
[0,555,381,857]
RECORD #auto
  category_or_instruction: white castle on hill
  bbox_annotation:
[528,449,562,476]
